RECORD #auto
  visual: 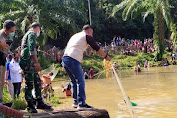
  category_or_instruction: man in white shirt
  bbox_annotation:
[9,52,23,98]
[63,25,111,110]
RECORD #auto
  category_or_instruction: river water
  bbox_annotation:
[52,66,177,118]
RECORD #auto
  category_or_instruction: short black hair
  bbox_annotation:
[82,24,93,31]
[3,20,16,31]
[31,22,41,29]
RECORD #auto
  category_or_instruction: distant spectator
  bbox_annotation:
[52,46,59,61]
[116,37,119,46]
[172,61,176,65]
[84,70,89,79]
[144,60,148,68]
[134,63,141,72]
[118,36,122,45]
[89,68,94,79]
[164,58,169,66]
[171,53,175,61]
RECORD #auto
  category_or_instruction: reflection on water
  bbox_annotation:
[52,65,177,118]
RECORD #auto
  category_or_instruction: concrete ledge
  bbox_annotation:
[24,109,110,118]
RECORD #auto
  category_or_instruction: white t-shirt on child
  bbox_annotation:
[9,59,22,83]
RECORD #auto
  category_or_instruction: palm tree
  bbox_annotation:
[0,0,86,45]
[112,0,172,61]
[169,0,177,51]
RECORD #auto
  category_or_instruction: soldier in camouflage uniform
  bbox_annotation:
[19,22,51,113]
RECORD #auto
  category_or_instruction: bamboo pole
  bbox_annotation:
[112,65,137,118]
[88,0,92,25]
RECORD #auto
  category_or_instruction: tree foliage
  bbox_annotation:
[1,0,176,52]
[112,0,173,60]
[0,0,86,47]
[86,0,153,43]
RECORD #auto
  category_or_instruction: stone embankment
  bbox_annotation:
[23,108,110,118]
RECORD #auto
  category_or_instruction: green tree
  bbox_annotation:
[83,0,153,43]
[169,0,177,51]
[0,0,86,47]
[112,0,172,61]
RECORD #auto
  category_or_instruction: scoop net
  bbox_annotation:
[41,64,59,81]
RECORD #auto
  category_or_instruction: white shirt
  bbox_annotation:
[64,31,89,62]
[9,59,22,83]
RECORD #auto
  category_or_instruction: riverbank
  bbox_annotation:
[38,51,172,77]
[81,51,172,74]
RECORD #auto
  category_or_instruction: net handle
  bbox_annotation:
[112,62,138,118]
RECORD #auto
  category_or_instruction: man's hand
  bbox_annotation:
[97,48,111,61]
[105,55,111,61]
[4,80,8,86]
[31,55,41,71]
[19,70,23,74]
[34,62,41,72]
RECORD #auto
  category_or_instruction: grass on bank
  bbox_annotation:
[3,86,61,110]
[82,51,171,73]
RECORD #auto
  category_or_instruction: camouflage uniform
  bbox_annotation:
[19,31,41,103]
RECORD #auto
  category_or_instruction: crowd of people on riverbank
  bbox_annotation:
[42,36,156,62]
[110,36,156,54]
[81,36,157,57]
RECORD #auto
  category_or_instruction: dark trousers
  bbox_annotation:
[13,82,21,98]
[20,60,42,103]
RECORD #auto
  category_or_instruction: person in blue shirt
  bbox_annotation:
[5,54,14,98]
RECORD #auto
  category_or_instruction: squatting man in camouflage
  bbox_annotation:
[19,22,51,113]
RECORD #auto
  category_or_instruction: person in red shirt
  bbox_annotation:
[56,54,59,62]
[89,68,93,79]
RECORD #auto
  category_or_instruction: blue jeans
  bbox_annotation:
[62,56,86,107]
